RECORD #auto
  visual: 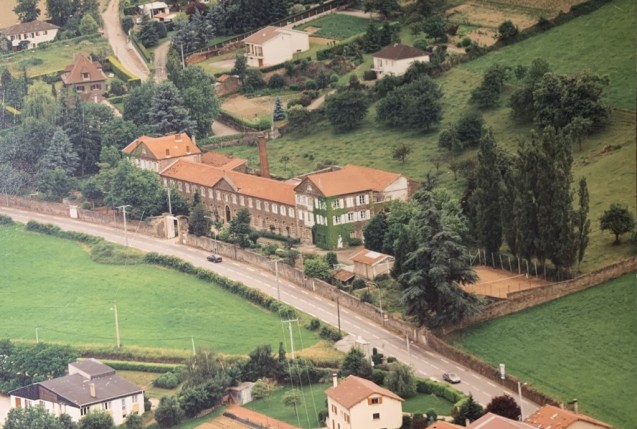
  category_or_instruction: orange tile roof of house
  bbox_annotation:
[425,422,463,429]
[244,26,281,44]
[61,53,107,85]
[325,375,403,409]
[525,405,613,429]
[0,20,58,36]
[333,269,355,283]
[469,413,537,429]
[302,165,402,197]
[122,134,200,160]
[160,160,295,205]
[351,249,393,266]
[201,152,247,170]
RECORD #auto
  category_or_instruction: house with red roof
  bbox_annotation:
[160,160,299,238]
[122,133,201,173]
[525,405,613,429]
[372,43,431,78]
[326,375,404,429]
[294,165,410,249]
[243,26,309,68]
[61,53,107,100]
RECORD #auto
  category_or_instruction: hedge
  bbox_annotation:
[198,133,246,146]
[25,220,103,245]
[257,230,301,244]
[219,110,271,131]
[101,360,182,373]
[107,56,141,87]
[2,104,21,116]
[130,34,152,63]
[416,378,465,405]
[260,56,312,73]
[143,253,302,321]
[0,215,13,225]
[28,69,65,83]
[107,95,129,105]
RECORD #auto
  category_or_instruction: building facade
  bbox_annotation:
[61,53,107,98]
[326,375,403,429]
[9,359,144,426]
[372,43,431,78]
[244,26,309,68]
[122,133,201,172]
[0,20,59,50]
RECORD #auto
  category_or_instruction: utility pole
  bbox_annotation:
[191,336,196,356]
[336,296,341,335]
[114,303,121,348]
[35,327,39,343]
[117,205,131,247]
[167,187,172,215]
[406,335,411,366]
[282,319,299,359]
[273,259,282,301]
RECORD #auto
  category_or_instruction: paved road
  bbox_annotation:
[102,0,150,81]
[0,207,539,416]
[153,40,170,83]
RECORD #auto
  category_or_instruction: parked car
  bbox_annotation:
[443,372,461,384]
[207,254,222,263]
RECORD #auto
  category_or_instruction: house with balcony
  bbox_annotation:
[294,165,409,249]
[243,26,309,68]
[326,375,403,429]
[61,53,107,101]
[372,43,430,78]
[0,20,59,50]
[9,359,144,426]
[122,133,201,173]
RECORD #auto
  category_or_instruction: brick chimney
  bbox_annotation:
[257,133,270,178]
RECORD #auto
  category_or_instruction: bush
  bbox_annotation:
[268,73,285,89]
[90,241,144,265]
[110,79,127,96]
[352,278,366,290]
[372,369,386,386]
[461,37,472,47]
[497,20,518,42]
[154,396,184,428]
[0,215,13,225]
[308,318,321,331]
[360,290,373,303]
[305,79,317,90]
[25,221,102,244]
[319,325,342,342]
[363,70,377,81]
[154,372,180,389]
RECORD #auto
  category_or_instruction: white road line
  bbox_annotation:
[487,382,496,387]
[440,358,449,364]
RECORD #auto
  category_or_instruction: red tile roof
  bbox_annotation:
[373,43,430,60]
[0,20,58,36]
[61,53,107,85]
[201,152,246,170]
[325,375,403,409]
[425,422,463,429]
[244,26,282,44]
[525,405,613,429]
[301,165,402,197]
[160,160,295,205]
[469,413,537,429]
[351,249,393,266]
[122,134,200,160]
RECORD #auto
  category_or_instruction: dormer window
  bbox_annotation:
[82,72,90,81]
[165,149,170,157]
[186,146,190,153]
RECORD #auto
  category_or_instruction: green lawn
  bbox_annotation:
[0,224,319,355]
[295,14,372,40]
[459,0,636,111]
[448,273,637,428]
[0,35,111,77]
[245,382,454,428]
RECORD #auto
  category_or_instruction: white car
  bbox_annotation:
[443,372,461,384]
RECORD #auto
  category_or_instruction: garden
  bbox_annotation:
[447,273,637,428]
[295,14,373,40]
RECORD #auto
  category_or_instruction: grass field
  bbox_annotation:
[0,35,111,78]
[460,0,636,111]
[0,224,319,355]
[448,273,637,428]
[245,382,454,428]
[295,14,372,40]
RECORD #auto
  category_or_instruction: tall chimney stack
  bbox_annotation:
[89,383,96,398]
[332,372,338,388]
[257,134,270,178]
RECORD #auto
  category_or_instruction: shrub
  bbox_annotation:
[461,37,472,47]
[497,20,518,42]
[319,325,342,342]
[413,39,429,51]
[154,372,180,389]
[0,215,13,225]
[110,79,126,96]
[352,278,366,290]
[154,395,184,428]
[308,318,321,331]
[90,241,144,265]
[372,369,386,386]
[268,73,285,89]
[363,70,377,81]
[305,79,317,90]
[25,221,102,244]
[360,290,373,303]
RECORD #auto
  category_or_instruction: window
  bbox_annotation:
[76,85,85,92]
[334,215,341,224]
[90,84,101,90]
[332,199,341,209]
[347,212,354,222]
[369,397,382,405]
[102,402,110,410]
[358,195,366,205]
[132,395,138,403]
[166,149,170,157]
[373,413,380,420]
[289,208,294,218]
[331,404,337,413]
[248,198,253,208]
[344,414,350,423]
[81,407,89,416]
[256,200,261,210]
[82,72,90,80]
[224,193,228,202]
[208,189,213,198]
[346,197,353,207]
[272,204,278,214]
[240,196,244,206]
[232,194,237,204]
[359,210,366,220]
[185,183,190,193]
[264,202,270,212]
[216,190,221,201]
[280,206,286,216]
[177,182,182,191]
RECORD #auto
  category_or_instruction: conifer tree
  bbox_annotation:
[474,129,502,254]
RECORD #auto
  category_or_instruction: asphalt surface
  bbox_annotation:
[0,206,539,416]
[102,0,150,81]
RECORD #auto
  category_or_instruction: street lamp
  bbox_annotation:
[117,205,131,247]
[272,258,283,301]
[204,216,217,252]
[518,381,527,421]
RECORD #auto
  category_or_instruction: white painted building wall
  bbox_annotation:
[7,28,59,49]
[373,55,430,77]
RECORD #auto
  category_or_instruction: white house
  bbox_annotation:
[351,249,394,280]
[372,43,431,78]
[138,1,168,18]
[243,26,309,68]
[9,359,144,426]
[0,20,59,50]
[326,375,403,429]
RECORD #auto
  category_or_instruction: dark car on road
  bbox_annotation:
[443,372,461,384]
[207,254,222,263]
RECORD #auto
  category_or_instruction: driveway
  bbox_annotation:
[153,41,171,83]
[102,0,150,81]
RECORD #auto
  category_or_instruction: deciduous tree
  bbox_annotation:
[4,406,63,429]
[79,411,114,429]
[364,213,388,252]
[340,348,372,379]
[325,90,369,132]
[149,81,194,135]
[485,395,521,421]
[385,362,416,398]
[600,204,635,244]
[229,208,252,247]
[13,0,40,23]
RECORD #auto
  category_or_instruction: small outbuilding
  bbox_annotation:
[228,382,255,405]
[351,249,394,280]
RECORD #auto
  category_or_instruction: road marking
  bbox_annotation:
[487,382,496,387]
[471,373,480,379]
[440,358,449,364]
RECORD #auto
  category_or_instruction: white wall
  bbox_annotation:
[374,56,430,77]
[382,177,409,201]
[249,30,309,67]
[349,396,403,429]
[8,28,58,49]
